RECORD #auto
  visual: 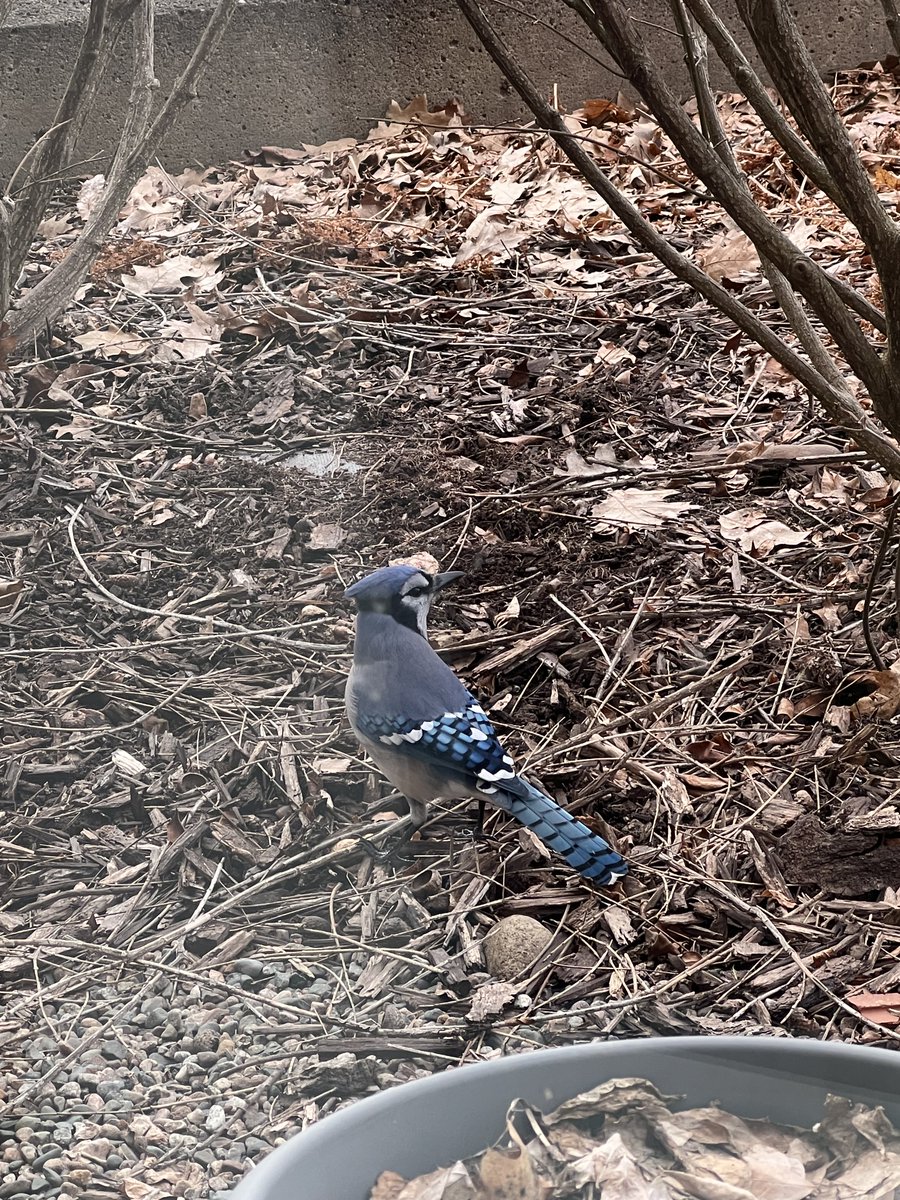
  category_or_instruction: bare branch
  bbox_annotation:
[455,0,900,477]
[8,0,157,348]
[130,0,238,168]
[672,0,849,393]
[560,0,890,402]
[879,0,900,59]
[680,0,843,209]
[0,197,11,321]
[8,0,115,281]
[737,0,900,264]
[8,0,237,347]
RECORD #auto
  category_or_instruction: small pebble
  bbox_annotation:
[205,1105,227,1134]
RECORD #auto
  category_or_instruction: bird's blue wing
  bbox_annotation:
[355,699,516,793]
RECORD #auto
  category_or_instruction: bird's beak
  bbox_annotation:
[433,570,464,591]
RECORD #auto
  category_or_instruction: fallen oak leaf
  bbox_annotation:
[554,448,616,478]
[592,487,696,530]
[719,508,808,555]
[122,251,223,296]
[829,668,900,721]
[155,303,224,363]
[698,225,760,282]
[73,326,146,358]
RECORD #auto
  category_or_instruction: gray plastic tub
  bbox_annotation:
[230,1035,900,1200]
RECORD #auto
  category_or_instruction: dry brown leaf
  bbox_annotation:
[477,1148,541,1200]
[719,509,808,555]
[578,97,635,126]
[467,981,517,1021]
[188,391,207,419]
[602,905,636,945]
[371,1172,410,1200]
[385,94,464,130]
[830,668,900,720]
[698,226,760,282]
[554,448,616,478]
[73,326,146,358]
[874,164,900,191]
[122,251,223,296]
[393,1162,476,1200]
[455,209,529,265]
[155,303,224,362]
[0,579,24,614]
[77,173,106,220]
[308,522,346,551]
[248,383,295,426]
[592,488,696,530]
[572,1132,674,1198]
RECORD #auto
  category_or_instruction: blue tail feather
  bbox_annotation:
[495,777,627,885]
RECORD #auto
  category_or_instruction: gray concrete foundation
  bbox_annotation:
[0,0,893,178]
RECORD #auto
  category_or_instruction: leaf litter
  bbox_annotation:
[373,1078,900,1200]
[5,62,900,1197]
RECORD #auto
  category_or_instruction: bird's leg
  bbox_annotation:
[473,799,488,840]
[359,797,425,864]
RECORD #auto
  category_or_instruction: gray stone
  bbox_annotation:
[233,959,265,979]
[99,1040,129,1061]
[96,1081,125,1100]
[305,979,332,998]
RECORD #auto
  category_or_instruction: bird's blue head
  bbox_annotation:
[345,564,463,637]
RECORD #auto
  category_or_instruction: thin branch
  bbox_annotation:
[8,0,237,348]
[672,0,849,393]
[879,0,900,58]
[0,197,10,322]
[862,497,898,671]
[7,0,118,282]
[680,0,843,209]
[131,0,238,167]
[560,0,891,403]
[678,3,888,338]
[455,0,900,477]
[488,0,626,77]
[8,0,156,347]
[0,0,12,28]
[738,0,900,262]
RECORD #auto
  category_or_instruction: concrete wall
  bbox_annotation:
[0,0,892,178]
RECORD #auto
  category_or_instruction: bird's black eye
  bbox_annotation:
[407,586,428,598]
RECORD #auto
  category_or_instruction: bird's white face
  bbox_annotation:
[396,571,435,637]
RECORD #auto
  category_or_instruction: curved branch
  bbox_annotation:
[455,0,900,477]
[680,0,843,209]
[8,0,237,348]
[671,0,848,392]
[561,0,890,403]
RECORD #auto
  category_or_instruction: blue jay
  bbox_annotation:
[344,564,627,885]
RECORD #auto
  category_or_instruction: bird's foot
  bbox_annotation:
[357,832,414,865]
